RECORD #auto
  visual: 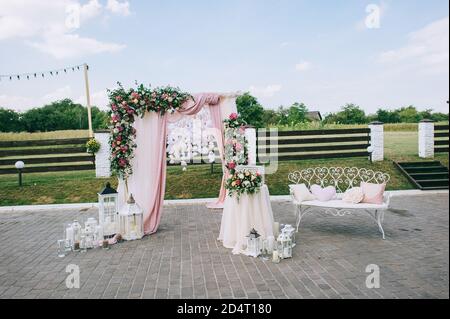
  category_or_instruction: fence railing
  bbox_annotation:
[257,128,371,162]
[434,125,449,153]
[0,138,94,175]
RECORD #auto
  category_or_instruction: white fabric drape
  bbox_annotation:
[218,185,275,255]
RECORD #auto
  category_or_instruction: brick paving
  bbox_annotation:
[0,194,448,299]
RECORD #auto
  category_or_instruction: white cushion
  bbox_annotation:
[301,199,388,210]
[289,184,316,203]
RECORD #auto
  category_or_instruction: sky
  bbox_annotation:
[0,0,448,115]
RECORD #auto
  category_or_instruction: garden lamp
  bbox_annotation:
[15,161,25,187]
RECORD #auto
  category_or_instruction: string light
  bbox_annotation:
[0,63,88,82]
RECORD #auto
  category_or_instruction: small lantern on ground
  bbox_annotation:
[281,224,296,247]
[246,228,262,258]
[119,194,144,241]
[98,182,119,239]
[277,233,293,259]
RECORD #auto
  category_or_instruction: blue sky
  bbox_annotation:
[0,0,448,114]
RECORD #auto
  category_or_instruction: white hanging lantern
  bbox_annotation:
[98,182,119,239]
[246,228,262,258]
[119,194,144,241]
[277,233,293,259]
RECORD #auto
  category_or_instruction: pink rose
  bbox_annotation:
[229,113,238,120]
[228,162,236,170]
[118,159,127,167]
[235,143,243,151]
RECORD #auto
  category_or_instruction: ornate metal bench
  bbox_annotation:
[288,167,391,239]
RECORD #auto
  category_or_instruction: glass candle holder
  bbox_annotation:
[57,240,66,258]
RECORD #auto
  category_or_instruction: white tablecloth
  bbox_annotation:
[218,185,275,255]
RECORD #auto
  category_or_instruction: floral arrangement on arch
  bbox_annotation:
[108,82,192,178]
[226,169,263,200]
[224,113,248,174]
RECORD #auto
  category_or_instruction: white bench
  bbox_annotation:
[288,167,391,239]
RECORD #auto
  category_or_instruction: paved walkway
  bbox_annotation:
[0,194,448,299]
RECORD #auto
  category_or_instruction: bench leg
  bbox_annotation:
[295,205,303,232]
[376,210,386,240]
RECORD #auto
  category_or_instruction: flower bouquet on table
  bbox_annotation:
[226,169,263,200]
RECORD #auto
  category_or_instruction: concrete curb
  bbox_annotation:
[0,189,448,213]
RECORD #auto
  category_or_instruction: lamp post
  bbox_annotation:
[15,161,25,187]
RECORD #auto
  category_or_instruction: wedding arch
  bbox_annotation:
[107,83,241,235]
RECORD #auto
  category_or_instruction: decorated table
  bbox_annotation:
[218,167,275,255]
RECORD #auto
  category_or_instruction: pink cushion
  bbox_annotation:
[310,185,337,202]
[361,182,386,204]
[342,187,364,204]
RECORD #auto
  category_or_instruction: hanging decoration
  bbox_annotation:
[167,107,217,170]
[108,82,192,179]
[0,64,86,82]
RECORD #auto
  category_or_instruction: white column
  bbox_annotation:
[419,119,435,158]
[245,127,257,165]
[95,131,111,178]
[369,122,384,162]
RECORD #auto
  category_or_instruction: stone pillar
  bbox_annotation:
[419,119,435,158]
[369,121,384,162]
[94,130,111,178]
[245,127,257,165]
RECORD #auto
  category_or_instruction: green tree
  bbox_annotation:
[398,106,420,123]
[0,108,24,132]
[324,104,367,124]
[287,102,309,125]
[236,93,265,127]
[375,108,401,123]
[262,109,279,126]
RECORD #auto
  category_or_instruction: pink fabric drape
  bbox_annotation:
[206,104,227,209]
[123,93,224,235]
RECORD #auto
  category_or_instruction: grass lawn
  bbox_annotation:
[0,130,448,206]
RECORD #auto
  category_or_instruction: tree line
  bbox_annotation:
[0,94,448,132]
[236,93,448,127]
[0,99,109,132]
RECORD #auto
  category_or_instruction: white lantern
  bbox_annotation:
[277,233,292,259]
[119,194,144,241]
[246,228,262,258]
[98,182,119,238]
[281,224,296,247]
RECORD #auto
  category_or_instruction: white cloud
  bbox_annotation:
[295,61,312,72]
[29,33,125,59]
[76,90,109,109]
[79,0,103,21]
[106,0,131,16]
[0,0,128,58]
[249,84,282,98]
[42,85,73,103]
[379,17,449,73]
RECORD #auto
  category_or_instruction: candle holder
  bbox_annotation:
[57,240,66,258]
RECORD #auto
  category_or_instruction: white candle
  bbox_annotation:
[273,222,280,237]
[272,251,280,263]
